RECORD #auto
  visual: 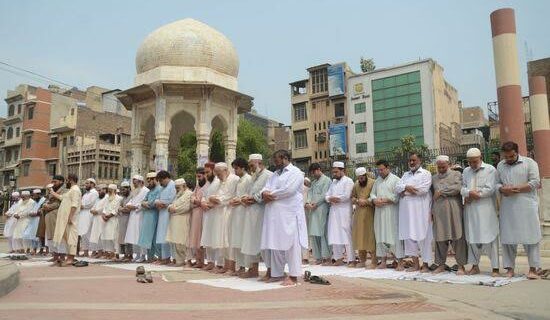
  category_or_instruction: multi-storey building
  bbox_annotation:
[290,62,355,170]
[347,59,461,161]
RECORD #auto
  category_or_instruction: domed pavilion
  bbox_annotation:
[116,18,253,175]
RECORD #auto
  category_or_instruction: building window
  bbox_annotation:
[25,135,32,149]
[70,108,75,116]
[22,163,30,176]
[13,149,18,161]
[17,104,22,114]
[98,166,102,178]
[48,163,57,176]
[15,127,20,137]
[69,136,75,145]
[8,105,15,117]
[356,142,368,153]
[311,69,328,94]
[354,102,366,114]
[355,122,366,133]
[5,150,11,163]
[334,103,345,117]
[294,130,308,149]
[7,127,13,139]
[293,103,307,122]
[27,106,34,120]
[50,137,58,148]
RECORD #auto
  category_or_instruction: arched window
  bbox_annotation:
[8,105,14,117]
[6,127,13,139]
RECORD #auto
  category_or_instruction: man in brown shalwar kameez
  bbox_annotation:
[431,155,467,275]
[351,167,377,269]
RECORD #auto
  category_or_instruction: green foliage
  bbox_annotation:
[209,130,225,163]
[360,57,376,73]
[236,119,270,161]
[177,132,197,178]
[388,135,430,169]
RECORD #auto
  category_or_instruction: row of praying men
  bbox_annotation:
[304,141,541,279]
[2,141,542,280]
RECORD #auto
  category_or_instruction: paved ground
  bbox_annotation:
[1,239,550,320]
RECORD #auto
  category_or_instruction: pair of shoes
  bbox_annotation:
[73,261,89,267]
[137,271,153,283]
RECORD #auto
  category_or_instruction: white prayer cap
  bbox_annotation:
[248,154,262,161]
[436,155,450,163]
[33,189,41,194]
[120,181,130,187]
[21,190,30,196]
[466,148,481,158]
[175,178,186,186]
[215,162,228,169]
[146,172,157,179]
[108,184,117,190]
[86,178,96,185]
[11,191,20,197]
[304,177,311,183]
[97,184,107,189]
[46,184,53,189]
[355,167,367,176]
[333,161,345,169]
[132,174,144,181]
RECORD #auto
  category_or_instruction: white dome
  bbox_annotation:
[136,18,239,77]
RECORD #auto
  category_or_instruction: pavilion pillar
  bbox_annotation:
[196,88,212,167]
[154,93,169,171]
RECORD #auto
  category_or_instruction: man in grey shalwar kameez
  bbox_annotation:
[461,148,500,277]
[432,155,467,275]
[305,163,332,264]
[497,141,542,279]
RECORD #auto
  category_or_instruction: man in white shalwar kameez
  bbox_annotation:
[370,160,404,270]
[99,184,122,259]
[260,150,308,286]
[200,162,220,271]
[461,148,500,277]
[202,162,239,273]
[240,154,272,278]
[78,178,98,257]
[325,161,355,266]
[497,141,542,279]
[12,191,36,253]
[395,153,433,272]
[227,158,252,276]
[89,185,108,258]
[124,175,149,262]
[3,192,21,253]
[22,189,45,253]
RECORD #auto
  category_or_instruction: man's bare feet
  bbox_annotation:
[491,269,501,277]
[456,266,466,276]
[505,268,515,278]
[332,259,344,267]
[266,276,285,283]
[468,265,480,275]
[377,262,387,270]
[240,270,259,278]
[203,263,214,271]
[433,265,446,274]
[527,268,540,280]
[419,263,430,273]
[281,276,298,286]
[366,263,377,270]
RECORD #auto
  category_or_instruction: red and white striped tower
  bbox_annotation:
[529,76,550,178]
[490,8,527,155]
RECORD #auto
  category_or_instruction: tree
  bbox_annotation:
[389,135,430,174]
[236,119,270,161]
[360,57,376,73]
[209,130,225,163]
[177,131,197,181]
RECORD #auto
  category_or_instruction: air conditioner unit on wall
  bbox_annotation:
[317,132,326,143]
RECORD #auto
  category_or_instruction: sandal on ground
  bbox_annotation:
[145,271,153,283]
[136,266,146,277]
[73,261,89,267]
[303,271,311,282]
[136,274,148,283]
[309,275,331,285]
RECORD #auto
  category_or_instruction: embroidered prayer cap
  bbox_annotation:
[248,154,262,161]
[11,191,20,197]
[355,167,367,176]
[132,175,144,181]
[436,155,450,163]
[33,189,41,194]
[21,190,31,196]
[97,184,107,189]
[46,184,54,189]
[120,181,130,187]
[332,161,345,169]
[108,184,117,190]
[466,148,481,158]
[86,178,97,185]
[175,178,186,185]
[146,172,157,179]
[215,162,228,169]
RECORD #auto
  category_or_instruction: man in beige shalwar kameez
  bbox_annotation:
[166,178,193,267]
[52,174,82,266]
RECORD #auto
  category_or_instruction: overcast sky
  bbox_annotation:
[1,0,549,124]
